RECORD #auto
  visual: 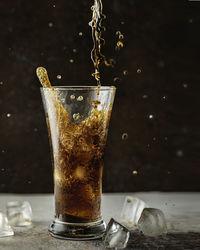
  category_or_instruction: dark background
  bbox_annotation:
[0,0,199,193]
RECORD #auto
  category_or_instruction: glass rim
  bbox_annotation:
[40,86,116,91]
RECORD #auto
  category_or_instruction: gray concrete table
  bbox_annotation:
[0,193,200,250]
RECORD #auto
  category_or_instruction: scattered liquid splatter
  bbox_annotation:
[69,59,74,63]
[48,22,53,27]
[115,31,124,51]
[122,133,128,140]
[0,81,3,85]
[137,69,142,74]
[7,113,11,118]
[57,75,62,80]
[132,170,138,175]
[79,32,83,36]
[123,70,128,76]
[73,49,77,53]
[89,0,106,85]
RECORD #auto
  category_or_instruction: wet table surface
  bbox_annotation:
[0,192,200,250]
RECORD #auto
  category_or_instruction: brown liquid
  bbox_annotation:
[37,67,111,223]
[49,101,111,223]
[89,0,106,86]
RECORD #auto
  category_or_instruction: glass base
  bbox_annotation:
[49,219,106,240]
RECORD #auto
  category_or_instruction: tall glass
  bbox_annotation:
[41,86,116,240]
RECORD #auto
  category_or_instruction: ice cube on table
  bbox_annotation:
[0,212,14,237]
[6,201,32,227]
[103,218,130,249]
[138,208,167,237]
[120,196,147,228]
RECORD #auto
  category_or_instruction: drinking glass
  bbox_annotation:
[41,86,116,240]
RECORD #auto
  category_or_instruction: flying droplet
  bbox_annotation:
[149,115,154,119]
[143,95,148,99]
[34,128,38,132]
[73,49,77,53]
[53,4,56,7]
[137,69,142,74]
[70,95,75,100]
[7,113,11,118]
[176,150,184,158]
[183,83,188,88]
[117,41,123,48]
[79,32,83,36]
[122,133,128,140]
[132,170,138,175]
[73,113,80,121]
[48,22,53,27]
[69,59,74,63]
[77,96,83,102]
[57,75,62,80]
[189,19,193,23]
[162,96,167,100]
[158,61,165,68]
[113,77,121,83]
[153,137,156,141]
[123,70,128,76]
[0,81,3,85]
[116,31,121,36]
[121,21,125,25]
